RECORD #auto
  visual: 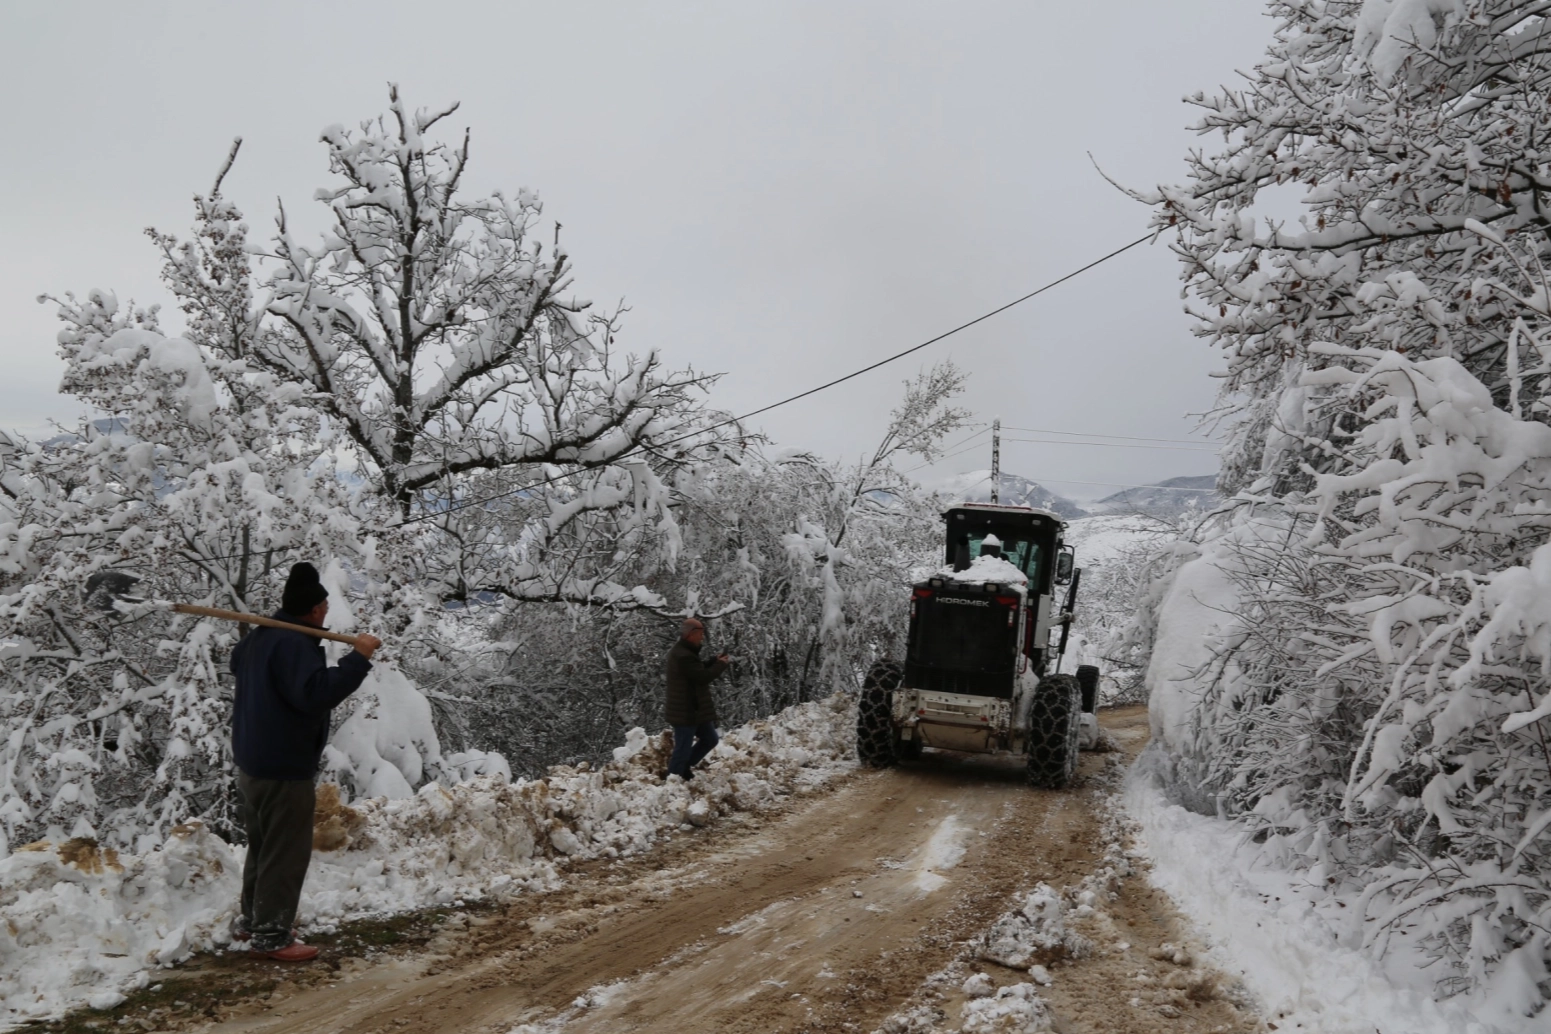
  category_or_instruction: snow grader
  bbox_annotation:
[856,502,1100,788]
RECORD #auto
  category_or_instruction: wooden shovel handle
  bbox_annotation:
[171,603,365,647]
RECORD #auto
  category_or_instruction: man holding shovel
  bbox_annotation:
[230,562,381,962]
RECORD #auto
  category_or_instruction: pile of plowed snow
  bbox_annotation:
[0,694,855,1027]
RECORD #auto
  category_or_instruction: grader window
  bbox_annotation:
[964,534,1042,582]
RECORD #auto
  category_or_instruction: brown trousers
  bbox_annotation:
[237,772,315,951]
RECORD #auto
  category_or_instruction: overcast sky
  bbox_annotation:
[1,1,1272,500]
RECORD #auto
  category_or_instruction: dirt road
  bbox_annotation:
[165,707,1255,1034]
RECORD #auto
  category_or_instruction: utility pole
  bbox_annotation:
[990,417,1001,504]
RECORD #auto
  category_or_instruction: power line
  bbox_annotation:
[900,438,992,475]
[899,425,1219,476]
[1017,476,1217,494]
[1001,436,1219,453]
[388,231,1157,529]
[930,468,1217,496]
[937,424,991,454]
[1000,425,1222,447]
[895,426,991,473]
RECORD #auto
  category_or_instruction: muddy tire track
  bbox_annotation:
[132,707,1258,1034]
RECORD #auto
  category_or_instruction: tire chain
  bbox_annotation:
[1025,672,1082,789]
[856,660,904,767]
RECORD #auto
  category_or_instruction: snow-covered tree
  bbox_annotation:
[0,285,361,848]
[245,86,729,610]
[0,87,730,850]
[764,361,970,698]
[1146,0,1551,493]
[1135,0,1551,1006]
[1067,514,1201,704]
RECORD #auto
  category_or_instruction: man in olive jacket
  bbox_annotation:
[664,617,729,779]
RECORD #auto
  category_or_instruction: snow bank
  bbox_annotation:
[1127,751,1519,1034]
[1142,535,1238,756]
[977,883,1088,969]
[0,693,855,1028]
[1140,518,1298,756]
[958,983,1052,1033]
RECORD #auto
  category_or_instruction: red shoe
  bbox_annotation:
[233,925,300,944]
[250,942,319,962]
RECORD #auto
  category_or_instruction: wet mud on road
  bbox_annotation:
[77,707,1257,1034]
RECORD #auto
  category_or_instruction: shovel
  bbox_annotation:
[84,571,371,648]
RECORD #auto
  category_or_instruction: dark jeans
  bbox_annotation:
[237,772,315,951]
[668,723,719,778]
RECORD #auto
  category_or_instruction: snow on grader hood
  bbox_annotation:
[856,504,1101,788]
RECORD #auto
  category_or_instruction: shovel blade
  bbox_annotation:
[83,570,146,612]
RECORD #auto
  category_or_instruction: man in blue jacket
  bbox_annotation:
[230,562,381,962]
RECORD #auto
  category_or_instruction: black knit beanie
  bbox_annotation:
[281,562,329,615]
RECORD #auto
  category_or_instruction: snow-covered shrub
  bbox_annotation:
[1131,0,1551,1007]
[1183,352,1551,1004]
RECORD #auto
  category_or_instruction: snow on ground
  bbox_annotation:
[976,882,1087,971]
[0,694,855,1028]
[871,764,1145,1034]
[1126,749,1519,1034]
[1065,514,1539,1030]
[911,815,972,894]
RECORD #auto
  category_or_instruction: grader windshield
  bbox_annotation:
[961,533,1041,581]
[944,504,1062,596]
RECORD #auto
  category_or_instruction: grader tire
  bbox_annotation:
[857,660,903,768]
[1026,673,1082,789]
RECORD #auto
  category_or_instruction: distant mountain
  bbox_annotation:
[1092,475,1220,517]
[937,470,1089,519]
[39,417,129,450]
